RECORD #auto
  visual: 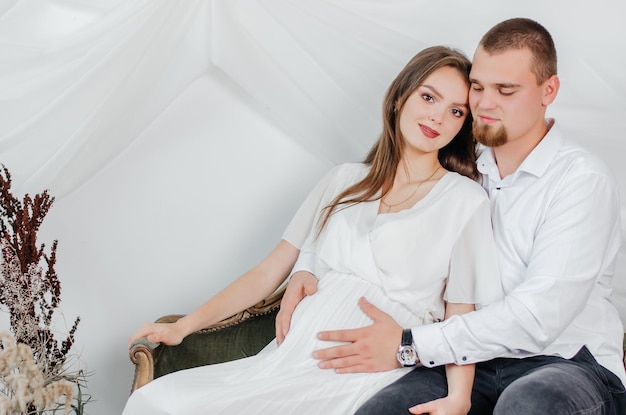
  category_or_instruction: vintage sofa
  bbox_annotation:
[129,288,284,393]
[129,287,626,394]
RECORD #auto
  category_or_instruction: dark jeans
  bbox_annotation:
[355,347,626,415]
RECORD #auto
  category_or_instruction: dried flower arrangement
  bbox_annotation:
[0,165,91,414]
[0,333,73,414]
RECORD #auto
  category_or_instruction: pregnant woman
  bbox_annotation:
[122,45,503,415]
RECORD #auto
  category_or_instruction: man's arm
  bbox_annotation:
[413,170,622,368]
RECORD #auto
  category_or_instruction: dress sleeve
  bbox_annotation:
[281,165,343,250]
[289,250,317,277]
[444,198,503,306]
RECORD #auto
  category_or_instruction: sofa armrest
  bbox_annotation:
[129,337,161,393]
[129,287,284,393]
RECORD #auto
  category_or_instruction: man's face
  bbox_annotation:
[469,46,552,148]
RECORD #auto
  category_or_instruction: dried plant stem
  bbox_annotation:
[0,164,89,414]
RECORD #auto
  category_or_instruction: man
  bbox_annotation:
[276,18,625,414]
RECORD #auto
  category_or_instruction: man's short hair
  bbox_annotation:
[480,17,557,85]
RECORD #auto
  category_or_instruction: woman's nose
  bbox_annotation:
[429,111,442,124]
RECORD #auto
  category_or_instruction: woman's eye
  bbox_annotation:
[421,94,434,103]
[451,108,465,118]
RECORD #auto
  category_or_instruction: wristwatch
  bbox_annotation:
[396,328,418,367]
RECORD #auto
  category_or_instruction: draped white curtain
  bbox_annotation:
[1,1,625,413]
[6,0,623,198]
[1,0,211,195]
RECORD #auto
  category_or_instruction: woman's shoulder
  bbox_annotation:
[309,163,369,199]
[335,162,369,173]
[443,171,488,202]
[326,162,369,182]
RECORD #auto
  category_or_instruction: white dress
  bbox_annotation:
[123,163,503,415]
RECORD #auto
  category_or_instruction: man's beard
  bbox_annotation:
[473,121,508,147]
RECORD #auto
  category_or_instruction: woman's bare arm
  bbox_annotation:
[128,240,300,346]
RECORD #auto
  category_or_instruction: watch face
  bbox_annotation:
[397,345,417,366]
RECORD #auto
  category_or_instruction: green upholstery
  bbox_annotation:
[153,308,278,378]
[129,289,283,393]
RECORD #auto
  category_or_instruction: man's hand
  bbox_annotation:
[313,297,403,373]
[275,271,318,345]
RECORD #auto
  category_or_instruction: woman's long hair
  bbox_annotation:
[317,46,477,234]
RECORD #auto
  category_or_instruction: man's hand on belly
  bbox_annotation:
[313,297,404,373]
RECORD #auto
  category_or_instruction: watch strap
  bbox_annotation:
[401,328,413,346]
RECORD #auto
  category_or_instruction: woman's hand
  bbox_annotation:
[409,395,471,415]
[275,271,318,345]
[128,322,186,348]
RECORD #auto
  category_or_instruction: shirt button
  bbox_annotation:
[429,361,435,365]
[462,356,467,361]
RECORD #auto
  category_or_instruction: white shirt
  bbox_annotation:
[413,120,626,386]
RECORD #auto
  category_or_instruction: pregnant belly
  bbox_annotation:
[283,272,424,352]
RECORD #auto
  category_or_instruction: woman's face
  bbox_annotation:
[398,65,469,156]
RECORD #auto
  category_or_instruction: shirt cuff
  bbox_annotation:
[411,323,457,367]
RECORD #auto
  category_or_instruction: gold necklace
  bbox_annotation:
[381,165,441,213]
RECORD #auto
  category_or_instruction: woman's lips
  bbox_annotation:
[419,124,439,139]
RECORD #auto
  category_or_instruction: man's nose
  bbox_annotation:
[471,89,497,110]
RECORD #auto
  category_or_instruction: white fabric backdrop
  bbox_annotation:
[1,1,625,413]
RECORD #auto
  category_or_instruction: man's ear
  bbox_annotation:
[542,74,560,106]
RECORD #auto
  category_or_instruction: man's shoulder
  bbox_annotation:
[554,139,613,178]
[546,138,620,203]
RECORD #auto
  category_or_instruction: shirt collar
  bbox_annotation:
[476,118,564,179]
[476,146,497,177]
